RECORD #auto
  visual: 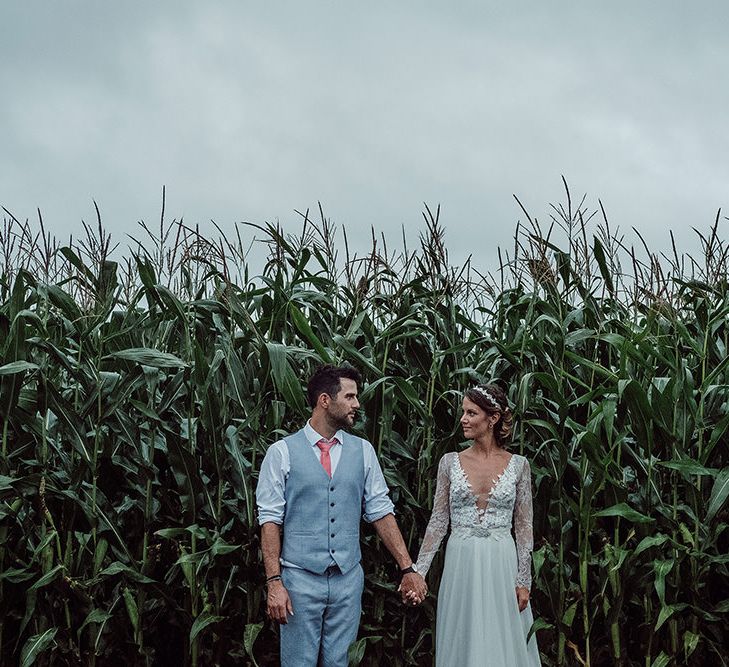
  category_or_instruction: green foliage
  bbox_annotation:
[0,196,727,666]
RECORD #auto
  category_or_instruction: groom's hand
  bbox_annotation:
[399,572,427,606]
[266,580,294,623]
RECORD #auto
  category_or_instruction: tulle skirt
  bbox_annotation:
[435,532,541,666]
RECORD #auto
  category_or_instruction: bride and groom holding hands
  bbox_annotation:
[255,364,540,666]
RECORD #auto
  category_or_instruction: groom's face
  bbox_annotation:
[326,378,360,429]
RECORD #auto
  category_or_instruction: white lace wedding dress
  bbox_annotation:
[415,452,541,666]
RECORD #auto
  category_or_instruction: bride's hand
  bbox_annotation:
[515,586,529,612]
[402,589,422,605]
[399,573,427,606]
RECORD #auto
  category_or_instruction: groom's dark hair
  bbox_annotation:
[307,364,362,408]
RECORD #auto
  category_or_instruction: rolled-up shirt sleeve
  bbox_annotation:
[256,440,287,525]
[362,441,395,523]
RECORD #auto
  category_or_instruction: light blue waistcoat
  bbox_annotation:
[281,428,365,574]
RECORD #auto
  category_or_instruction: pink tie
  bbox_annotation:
[316,438,337,477]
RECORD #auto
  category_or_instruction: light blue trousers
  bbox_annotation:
[280,564,364,667]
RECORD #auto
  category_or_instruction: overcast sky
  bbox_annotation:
[1,2,727,273]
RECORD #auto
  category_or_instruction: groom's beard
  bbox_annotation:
[329,410,356,431]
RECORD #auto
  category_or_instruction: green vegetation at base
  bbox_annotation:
[0,193,727,666]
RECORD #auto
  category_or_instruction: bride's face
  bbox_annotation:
[460,397,494,440]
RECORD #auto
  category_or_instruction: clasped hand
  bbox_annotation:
[399,572,427,606]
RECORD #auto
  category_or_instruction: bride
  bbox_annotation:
[409,383,541,666]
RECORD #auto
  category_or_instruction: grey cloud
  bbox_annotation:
[1,1,727,273]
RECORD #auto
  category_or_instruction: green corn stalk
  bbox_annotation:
[1,198,728,664]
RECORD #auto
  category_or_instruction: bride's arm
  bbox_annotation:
[414,453,451,578]
[513,456,534,591]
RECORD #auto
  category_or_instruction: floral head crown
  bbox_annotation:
[470,386,502,410]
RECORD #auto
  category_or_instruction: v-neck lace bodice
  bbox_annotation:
[415,451,534,589]
[455,452,514,516]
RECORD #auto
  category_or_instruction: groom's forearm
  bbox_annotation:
[372,513,412,568]
[261,522,283,577]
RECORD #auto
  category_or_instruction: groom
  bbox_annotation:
[256,364,426,666]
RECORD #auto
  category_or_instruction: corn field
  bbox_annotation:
[0,190,728,666]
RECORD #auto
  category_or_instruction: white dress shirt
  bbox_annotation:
[256,420,395,526]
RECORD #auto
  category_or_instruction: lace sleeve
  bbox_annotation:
[513,456,534,590]
[414,454,451,577]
